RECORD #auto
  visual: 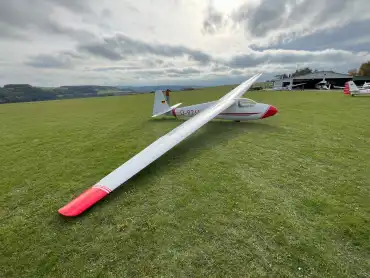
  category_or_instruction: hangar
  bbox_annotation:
[353,75,370,84]
[273,71,353,90]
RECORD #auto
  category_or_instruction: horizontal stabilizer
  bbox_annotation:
[152,103,182,117]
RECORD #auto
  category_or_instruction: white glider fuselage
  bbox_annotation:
[167,99,276,121]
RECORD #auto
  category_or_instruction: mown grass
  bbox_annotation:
[1,87,370,277]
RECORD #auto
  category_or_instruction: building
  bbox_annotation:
[353,76,370,85]
[273,71,353,90]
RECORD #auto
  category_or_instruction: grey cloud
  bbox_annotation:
[78,33,213,64]
[165,67,201,75]
[203,0,370,48]
[202,5,226,35]
[151,67,201,78]
[230,69,244,75]
[0,0,95,41]
[25,38,369,74]
[47,0,93,13]
[24,52,83,69]
[145,59,175,67]
[42,21,96,41]
[211,64,230,72]
[251,20,370,52]
[153,59,164,65]
[80,43,123,61]
[225,49,366,70]
[0,23,29,40]
[101,9,113,18]
[231,0,313,37]
[124,2,140,13]
[90,66,201,76]
[90,66,144,72]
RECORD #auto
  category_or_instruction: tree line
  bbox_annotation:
[347,61,370,76]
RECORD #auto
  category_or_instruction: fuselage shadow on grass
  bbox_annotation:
[58,120,280,221]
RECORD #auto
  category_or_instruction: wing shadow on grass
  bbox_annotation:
[59,120,280,221]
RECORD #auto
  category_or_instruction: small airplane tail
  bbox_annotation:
[152,90,182,117]
[348,81,359,94]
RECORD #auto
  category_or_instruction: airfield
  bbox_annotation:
[1,86,370,277]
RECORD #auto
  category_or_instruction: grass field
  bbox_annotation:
[1,87,370,277]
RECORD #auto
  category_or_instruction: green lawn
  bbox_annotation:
[1,88,370,277]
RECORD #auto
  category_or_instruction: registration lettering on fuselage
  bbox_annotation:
[180,109,201,116]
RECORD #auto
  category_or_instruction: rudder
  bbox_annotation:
[153,90,170,117]
[348,81,359,94]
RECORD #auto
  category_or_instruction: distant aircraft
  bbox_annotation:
[58,73,279,217]
[315,77,331,90]
[271,79,306,91]
[347,81,370,96]
[360,82,370,89]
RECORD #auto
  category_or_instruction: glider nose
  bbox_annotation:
[262,105,278,119]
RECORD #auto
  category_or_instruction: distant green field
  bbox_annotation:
[1,88,370,277]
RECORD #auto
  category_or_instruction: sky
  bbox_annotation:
[0,0,370,87]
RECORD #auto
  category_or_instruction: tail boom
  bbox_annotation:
[152,103,182,117]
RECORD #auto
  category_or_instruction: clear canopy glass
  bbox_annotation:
[238,98,256,107]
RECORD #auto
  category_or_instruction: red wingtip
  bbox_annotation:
[58,187,109,217]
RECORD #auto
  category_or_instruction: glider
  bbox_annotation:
[58,72,278,217]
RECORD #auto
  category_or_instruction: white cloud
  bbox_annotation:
[0,0,369,86]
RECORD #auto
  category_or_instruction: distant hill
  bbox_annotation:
[0,84,134,104]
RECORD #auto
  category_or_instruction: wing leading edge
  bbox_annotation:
[58,73,263,217]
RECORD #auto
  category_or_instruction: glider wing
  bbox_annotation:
[58,72,262,216]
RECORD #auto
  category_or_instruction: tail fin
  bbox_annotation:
[348,81,359,93]
[153,90,170,117]
[152,90,182,118]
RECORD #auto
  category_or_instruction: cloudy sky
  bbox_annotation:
[0,0,370,87]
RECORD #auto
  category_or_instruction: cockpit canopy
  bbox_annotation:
[237,98,257,107]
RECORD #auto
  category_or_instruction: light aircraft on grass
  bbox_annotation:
[271,80,306,91]
[346,81,370,96]
[315,77,331,90]
[58,73,278,217]
[353,82,370,90]
[361,82,370,89]
[337,81,370,91]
